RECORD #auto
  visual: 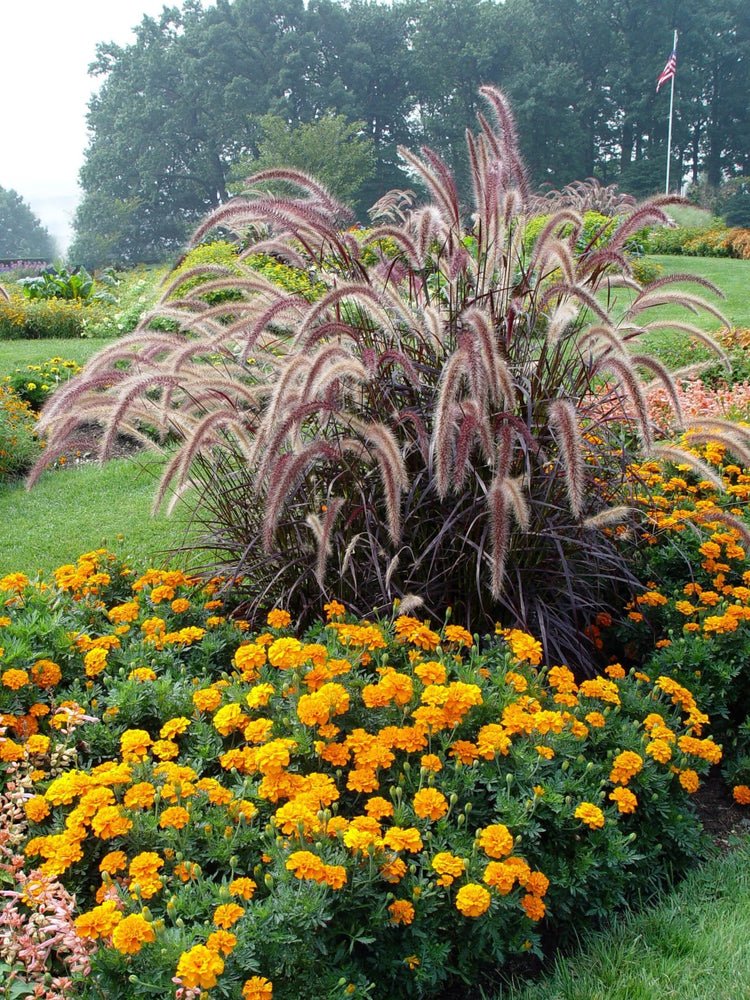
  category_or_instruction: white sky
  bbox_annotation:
[0,1,214,254]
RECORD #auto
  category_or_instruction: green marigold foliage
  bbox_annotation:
[0,385,41,481]
[4,358,81,412]
[31,88,750,668]
[0,555,718,999]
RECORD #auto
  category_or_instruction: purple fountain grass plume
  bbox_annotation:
[592,353,653,449]
[369,188,416,224]
[306,496,344,585]
[548,398,586,518]
[262,441,341,551]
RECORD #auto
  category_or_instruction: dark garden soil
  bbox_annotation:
[693,765,750,852]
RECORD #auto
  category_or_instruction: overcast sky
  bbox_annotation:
[1,1,214,253]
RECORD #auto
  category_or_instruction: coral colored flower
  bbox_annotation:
[112,913,155,954]
[176,944,225,989]
[388,899,415,925]
[242,976,273,1000]
[455,883,491,917]
[413,787,449,821]
[575,802,605,829]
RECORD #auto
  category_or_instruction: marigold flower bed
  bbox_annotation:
[0,551,732,999]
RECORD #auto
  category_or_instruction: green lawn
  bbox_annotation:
[0,457,192,578]
[0,336,109,377]
[501,837,750,1000]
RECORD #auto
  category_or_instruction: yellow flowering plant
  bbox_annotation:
[0,556,723,998]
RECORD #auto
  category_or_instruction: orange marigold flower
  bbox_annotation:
[99,850,127,874]
[609,787,638,813]
[159,806,190,830]
[91,806,133,840]
[242,976,273,1000]
[413,787,449,821]
[477,823,513,859]
[193,687,222,713]
[229,877,257,899]
[267,608,292,629]
[213,903,245,928]
[383,827,423,853]
[74,900,123,940]
[430,851,465,886]
[2,668,29,690]
[120,729,153,761]
[609,750,643,785]
[679,769,700,793]
[112,913,155,954]
[206,930,237,956]
[388,899,415,925]
[521,893,546,921]
[30,659,62,687]
[733,785,750,805]
[24,795,50,823]
[443,625,473,647]
[455,883,491,917]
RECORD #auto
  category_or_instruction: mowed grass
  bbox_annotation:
[0,457,193,578]
[501,837,750,1000]
[0,337,108,377]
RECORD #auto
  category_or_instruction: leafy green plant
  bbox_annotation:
[0,385,41,481]
[0,558,721,999]
[4,357,81,411]
[18,266,118,304]
[30,88,750,671]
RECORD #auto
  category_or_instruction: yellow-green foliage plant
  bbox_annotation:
[0,557,722,999]
[29,88,750,670]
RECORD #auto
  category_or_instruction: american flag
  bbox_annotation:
[656,49,677,92]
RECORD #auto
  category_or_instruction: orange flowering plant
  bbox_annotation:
[0,556,722,998]
[603,438,750,793]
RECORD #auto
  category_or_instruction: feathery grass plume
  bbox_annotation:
[27,86,750,672]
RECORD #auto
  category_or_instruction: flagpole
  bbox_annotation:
[665,29,678,194]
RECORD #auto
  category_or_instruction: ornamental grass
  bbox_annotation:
[0,550,738,999]
[28,87,750,674]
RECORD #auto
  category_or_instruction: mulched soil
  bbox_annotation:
[693,766,750,852]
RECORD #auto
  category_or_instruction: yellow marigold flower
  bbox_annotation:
[129,666,157,682]
[84,647,109,678]
[449,739,479,764]
[609,787,638,813]
[733,785,750,805]
[535,745,554,759]
[205,930,237,956]
[383,827,423,853]
[242,976,273,1000]
[112,912,155,954]
[388,899,415,925]
[267,608,292,629]
[574,802,605,829]
[24,734,50,755]
[107,601,140,623]
[413,787,449,821]
[176,944,225,989]
[193,687,222,713]
[503,628,543,665]
[365,796,394,820]
[286,850,326,881]
[455,883,491,917]
[579,677,621,706]
[235,643,267,680]
[119,729,153,761]
[124,782,156,810]
[504,671,529,693]
[413,660,447,685]
[160,716,191,740]
[477,823,514,859]
[678,735,722,764]
[229,877,257,900]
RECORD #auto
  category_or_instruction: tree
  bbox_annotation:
[229,113,376,214]
[0,187,56,260]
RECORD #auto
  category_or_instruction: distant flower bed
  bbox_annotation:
[0,551,726,999]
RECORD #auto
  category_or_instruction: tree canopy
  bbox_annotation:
[0,187,56,260]
[71,0,750,267]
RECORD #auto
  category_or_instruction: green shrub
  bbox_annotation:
[0,385,41,480]
[29,88,749,673]
[0,557,718,999]
[3,357,82,411]
[18,266,118,304]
